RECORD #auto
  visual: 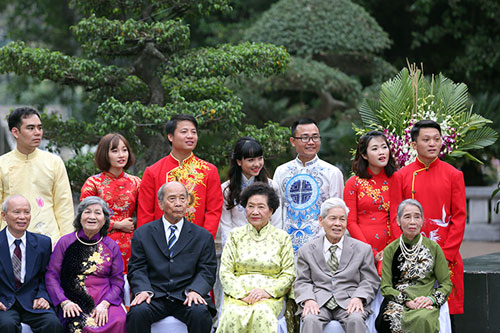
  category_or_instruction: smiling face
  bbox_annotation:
[290,123,321,164]
[81,203,106,239]
[398,204,423,241]
[168,120,198,156]
[11,114,43,155]
[108,139,129,173]
[245,194,273,232]
[237,156,264,179]
[319,207,347,244]
[2,196,31,238]
[412,127,442,164]
[363,136,390,174]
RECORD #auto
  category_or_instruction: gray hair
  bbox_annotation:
[2,195,29,213]
[320,197,349,219]
[397,199,424,221]
[157,182,189,201]
[73,196,111,236]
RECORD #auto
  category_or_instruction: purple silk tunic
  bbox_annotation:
[46,230,126,333]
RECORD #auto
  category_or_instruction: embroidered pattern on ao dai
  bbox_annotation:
[218,224,295,333]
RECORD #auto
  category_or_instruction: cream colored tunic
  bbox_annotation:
[0,148,74,243]
[218,223,295,333]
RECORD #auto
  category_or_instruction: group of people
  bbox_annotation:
[0,106,465,333]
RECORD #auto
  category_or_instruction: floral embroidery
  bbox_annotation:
[356,177,390,212]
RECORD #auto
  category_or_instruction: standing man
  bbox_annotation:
[0,195,63,333]
[274,118,344,252]
[127,182,217,333]
[390,119,466,320]
[137,114,222,238]
[0,107,74,243]
[294,198,379,333]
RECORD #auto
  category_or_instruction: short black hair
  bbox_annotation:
[291,118,318,137]
[165,114,198,144]
[411,120,442,142]
[240,182,280,214]
[8,107,41,131]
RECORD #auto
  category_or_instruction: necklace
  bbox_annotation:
[399,234,422,261]
[75,232,103,246]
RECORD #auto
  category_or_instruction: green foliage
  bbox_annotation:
[245,0,391,57]
[64,152,98,192]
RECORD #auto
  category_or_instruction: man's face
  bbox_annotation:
[319,207,347,244]
[412,127,442,163]
[290,123,321,162]
[158,182,188,224]
[11,114,43,154]
[168,120,198,154]
[2,196,31,237]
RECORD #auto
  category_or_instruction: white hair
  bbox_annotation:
[320,197,349,219]
[2,195,29,213]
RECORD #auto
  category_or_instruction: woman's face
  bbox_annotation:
[81,204,106,238]
[237,156,264,179]
[363,136,390,172]
[108,139,129,171]
[398,204,423,241]
[245,194,273,231]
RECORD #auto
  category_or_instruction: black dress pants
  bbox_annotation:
[0,301,63,333]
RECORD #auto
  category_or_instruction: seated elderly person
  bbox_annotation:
[0,195,63,333]
[294,197,380,333]
[217,182,295,333]
[376,199,452,333]
[45,196,126,333]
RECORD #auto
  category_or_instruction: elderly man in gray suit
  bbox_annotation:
[294,197,380,333]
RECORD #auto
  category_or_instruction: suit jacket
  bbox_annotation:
[0,228,53,313]
[294,236,379,313]
[128,218,217,310]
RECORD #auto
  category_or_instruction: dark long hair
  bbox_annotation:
[225,137,269,210]
[352,131,398,178]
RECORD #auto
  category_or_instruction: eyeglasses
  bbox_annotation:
[293,136,321,143]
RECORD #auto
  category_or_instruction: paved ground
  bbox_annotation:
[460,241,500,259]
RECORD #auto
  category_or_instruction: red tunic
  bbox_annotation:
[390,157,466,314]
[80,171,141,273]
[137,153,222,239]
[344,169,392,257]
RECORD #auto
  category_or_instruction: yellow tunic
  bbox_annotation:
[0,148,74,243]
[218,223,295,333]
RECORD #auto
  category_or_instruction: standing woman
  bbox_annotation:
[220,137,282,246]
[81,133,140,273]
[343,131,398,270]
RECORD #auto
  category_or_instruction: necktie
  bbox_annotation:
[12,239,22,289]
[167,225,178,250]
[325,245,338,310]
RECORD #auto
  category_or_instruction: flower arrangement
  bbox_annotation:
[355,64,497,167]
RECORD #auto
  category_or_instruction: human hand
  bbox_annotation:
[114,218,135,233]
[412,296,434,309]
[241,288,271,305]
[130,292,152,306]
[346,297,365,314]
[302,299,320,317]
[183,291,207,307]
[62,300,82,318]
[0,301,6,311]
[375,250,384,263]
[33,297,50,310]
[91,301,109,326]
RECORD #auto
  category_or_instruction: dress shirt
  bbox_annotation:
[323,235,344,266]
[6,229,26,283]
[162,216,184,248]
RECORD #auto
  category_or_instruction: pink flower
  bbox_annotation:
[36,197,44,208]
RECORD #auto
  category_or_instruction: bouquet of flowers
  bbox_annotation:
[355,65,497,167]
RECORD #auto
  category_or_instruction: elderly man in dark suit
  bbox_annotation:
[126,181,217,333]
[294,197,380,333]
[0,195,62,333]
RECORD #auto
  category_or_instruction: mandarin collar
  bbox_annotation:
[242,173,255,185]
[78,229,102,241]
[169,152,194,167]
[247,221,271,237]
[415,156,440,169]
[13,148,39,160]
[402,234,422,246]
[295,155,319,167]
[367,167,386,179]
[102,170,124,179]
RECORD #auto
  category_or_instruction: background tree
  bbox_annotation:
[0,0,289,191]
